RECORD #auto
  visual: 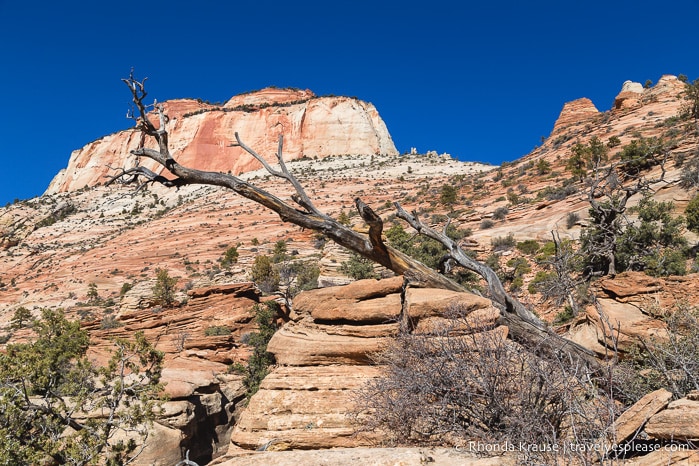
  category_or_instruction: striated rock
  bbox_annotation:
[267,324,394,366]
[46,89,398,194]
[614,80,645,110]
[566,290,670,356]
[296,276,403,323]
[645,398,699,441]
[606,389,673,446]
[230,366,384,450]
[598,272,663,300]
[550,98,599,135]
[235,278,510,453]
[405,287,493,319]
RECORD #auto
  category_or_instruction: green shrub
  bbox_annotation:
[220,244,240,268]
[205,325,231,336]
[515,240,540,255]
[480,219,495,230]
[340,252,377,280]
[439,184,458,206]
[492,206,509,220]
[566,212,580,229]
[153,268,178,306]
[232,302,279,399]
[251,255,280,293]
[491,233,516,251]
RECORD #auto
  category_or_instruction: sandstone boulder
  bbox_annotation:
[645,398,699,441]
[606,388,673,446]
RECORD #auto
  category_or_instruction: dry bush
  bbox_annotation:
[353,303,617,464]
[614,302,699,404]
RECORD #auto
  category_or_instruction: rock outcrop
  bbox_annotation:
[550,97,600,136]
[46,88,398,194]
[227,277,501,452]
[566,272,699,356]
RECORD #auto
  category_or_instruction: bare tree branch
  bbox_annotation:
[107,72,603,375]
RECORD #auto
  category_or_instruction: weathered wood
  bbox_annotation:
[108,72,602,376]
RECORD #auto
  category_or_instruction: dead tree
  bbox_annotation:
[107,72,601,372]
[581,156,666,277]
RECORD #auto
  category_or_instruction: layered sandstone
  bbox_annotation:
[228,278,501,452]
[550,97,600,136]
[46,88,398,194]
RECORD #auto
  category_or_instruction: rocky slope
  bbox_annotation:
[2,75,699,464]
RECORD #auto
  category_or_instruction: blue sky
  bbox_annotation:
[1,0,698,205]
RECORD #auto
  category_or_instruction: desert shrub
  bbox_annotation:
[566,211,580,229]
[536,159,551,175]
[615,196,687,276]
[480,219,495,230]
[445,223,471,240]
[251,255,280,293]
[491,233,516,251]
[220,244,240,268]
[271,240,288,263]
[385,223,447,270]
[538,183,578,201]
[618,137,664,176]
[492,206,509,220]
[607,136,621,148]
[354,304,614,464]
[615,302,699,404]
[10,307,32,330]
[0,309,163,464]
[685,192,699,233]
[232,302,279,399]
[119,282,133,297]
[152,268,177,306]
[205,325,231,336]
[515,239,540,255]
[340,252,377,280]
[439,184,458,206]
[505,257,530,292]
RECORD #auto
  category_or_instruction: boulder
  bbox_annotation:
[645,398,699,441]
[230,366,384,450]
[606,389,673,446]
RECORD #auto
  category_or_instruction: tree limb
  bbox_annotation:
[108,72,602,375]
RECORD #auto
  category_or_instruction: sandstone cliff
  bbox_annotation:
[46,88,398,194]
[3,75,699,465]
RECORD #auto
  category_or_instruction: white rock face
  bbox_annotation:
[46,89,398,195]
[620,80,644,94]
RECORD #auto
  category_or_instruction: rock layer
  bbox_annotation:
[228,278,501,452]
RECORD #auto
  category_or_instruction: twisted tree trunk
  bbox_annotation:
[108,72,602,375]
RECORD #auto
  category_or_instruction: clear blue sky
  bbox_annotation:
[1,0,699,205]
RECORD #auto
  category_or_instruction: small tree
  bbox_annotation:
[10,307,32,330]
[340,252,377,280]
[271,240,288,263]
[220,244,239,269]
[0,309,163,465]
[616,196,687,276]
[439,184,458,207]
[234,302,279,399]
[251,255,280,293]
[152,268,177,306]
[87,282,100,304]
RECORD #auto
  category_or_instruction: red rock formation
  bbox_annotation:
[46,88,398,194]
[549,97,599,136]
